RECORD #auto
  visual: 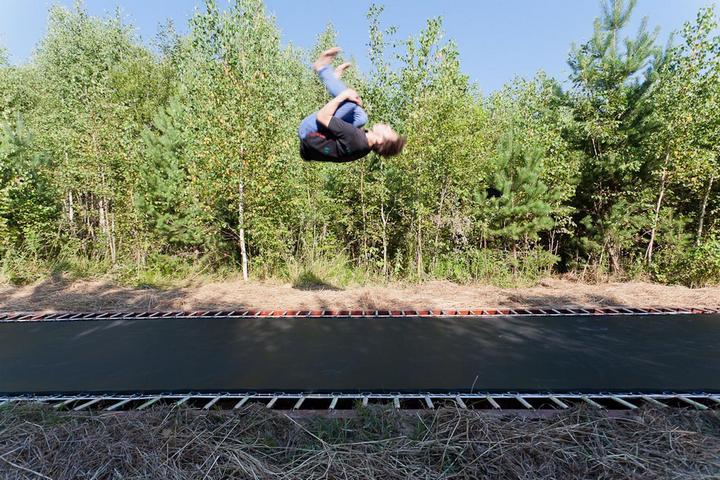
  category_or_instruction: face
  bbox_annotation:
[371,123,397,147]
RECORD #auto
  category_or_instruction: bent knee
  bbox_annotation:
[355,110,368,127]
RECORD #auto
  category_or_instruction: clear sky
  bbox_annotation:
[0,0,714,93]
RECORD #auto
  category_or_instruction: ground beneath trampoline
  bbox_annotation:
[1,277,718,312]
[2,403,719,479]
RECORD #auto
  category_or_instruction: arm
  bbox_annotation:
[316,89,362,127]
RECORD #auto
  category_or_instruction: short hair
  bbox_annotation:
[373,134,406,157]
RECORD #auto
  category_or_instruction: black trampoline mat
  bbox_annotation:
[1,314,719,394]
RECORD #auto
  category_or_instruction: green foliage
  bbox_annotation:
[285,254,376,289]
[136,98,205,249]
[0,0,718,287]
[484,135,563,247]
[0,118,58,256]
[568,0,663,274]
[431,248,557,286]
[116,252,204,288]
[655,237,720,287]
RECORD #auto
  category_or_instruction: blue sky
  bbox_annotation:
[0,0,714,93]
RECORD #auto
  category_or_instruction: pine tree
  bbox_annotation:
[569,0,662,273]
[485,134,562,253]
[136,98,205,250]
[0,117,58,256]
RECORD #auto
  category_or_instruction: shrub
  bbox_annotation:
[654,237,720,287]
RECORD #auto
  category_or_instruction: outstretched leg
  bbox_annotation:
[315,50,368,128]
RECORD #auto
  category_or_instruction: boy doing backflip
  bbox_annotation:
[298,47,405,162]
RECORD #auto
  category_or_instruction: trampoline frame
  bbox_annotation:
[2,392,719,412]
[1,306,717,323]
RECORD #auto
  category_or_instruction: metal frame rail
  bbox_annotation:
[0,307,717,323]
[2,393,719,412]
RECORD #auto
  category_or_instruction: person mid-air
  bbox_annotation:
[298,47,406,162]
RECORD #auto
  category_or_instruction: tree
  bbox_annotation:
[32,2,165,264]
[1,0,719,287]
[0,118,58,256]
[390,17,487,276]
[181,0,309,279]
[487,73,579,256]
[569,0,662,273]
[484,134,563,255]
[687,8,720,245]
[136,98,205,249]
[641,7,720,263]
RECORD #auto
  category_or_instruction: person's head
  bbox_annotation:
[369,124,406,157]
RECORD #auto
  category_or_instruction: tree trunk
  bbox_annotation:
[360,167,368,264]
[598,240,607,280]
[697,173,715,246]
[98,197,107,238]
[380,203,388,278]
[64,150,76,236]
[609,246,621,275]
[238,178,248,281]
[98,170,115,264]
[85,193,94,241]
[66,191,75,229]
[433,185,448,269]
[646,158,669,265]
[109,210,117,264]
[416,219,423,278]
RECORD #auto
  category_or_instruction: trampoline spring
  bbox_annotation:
[106,398,135,411]
[54,398,78,410]
[137,397,161,410]
[549,395,569,409]
[642,395,667,408]
[73,398,104,411]
[677,395,708,410]
[486,395,501,410]
[611,396,637,410]
[515,395,534,409]
[582,396,604,409]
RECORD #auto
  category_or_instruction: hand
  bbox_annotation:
[342,88,363,106]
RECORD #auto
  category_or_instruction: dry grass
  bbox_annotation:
[1,276,719,313]
[0,403,719,479]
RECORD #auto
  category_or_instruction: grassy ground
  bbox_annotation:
[0,403,718,479]
[1,275,719,313]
